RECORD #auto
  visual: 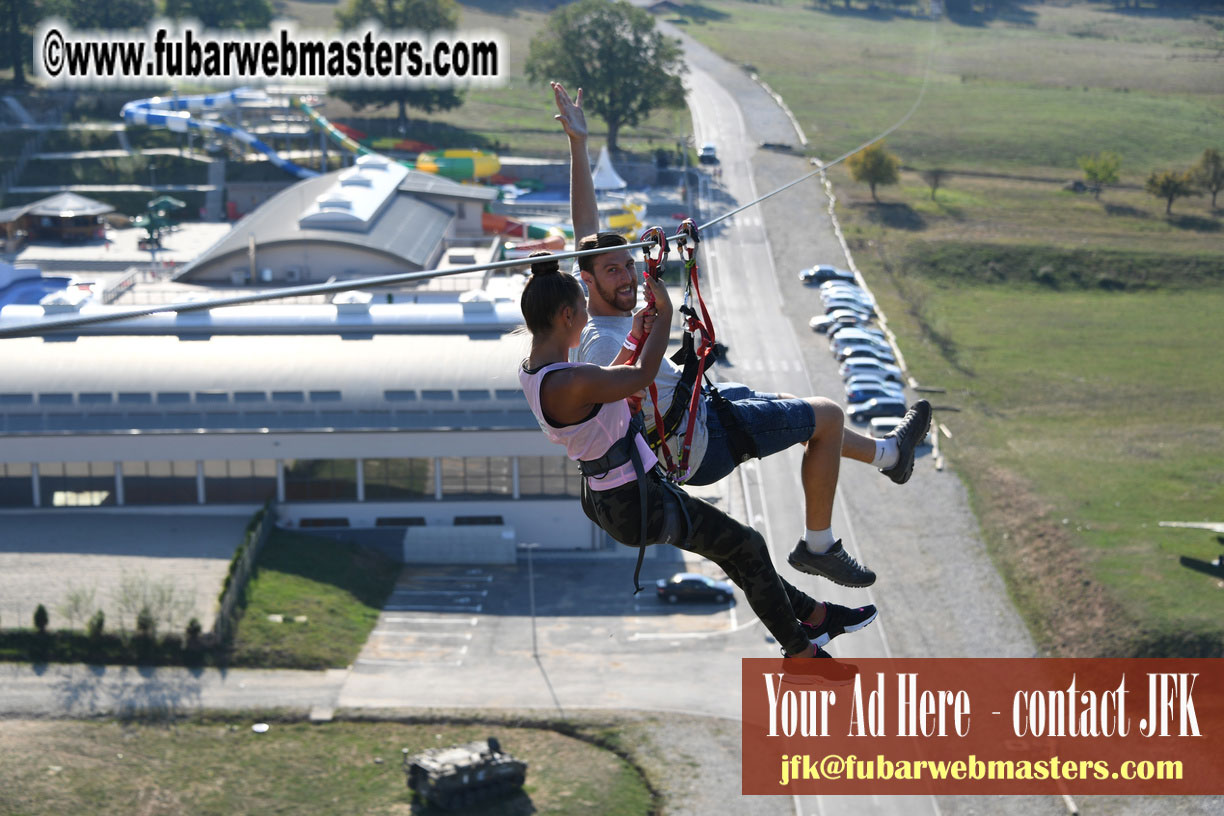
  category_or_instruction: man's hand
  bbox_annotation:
[552,81,587,143]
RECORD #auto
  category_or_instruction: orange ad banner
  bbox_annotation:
[741,658,1224,795]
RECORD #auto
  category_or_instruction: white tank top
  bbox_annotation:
[519,360,657,491]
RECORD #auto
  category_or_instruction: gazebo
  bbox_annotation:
[5,192,114,243]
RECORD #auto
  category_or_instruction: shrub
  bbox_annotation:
[136,606,157,641]
[33,604,49,634]
[88,610,105,639]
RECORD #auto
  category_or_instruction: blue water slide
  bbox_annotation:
[121,88,318,180]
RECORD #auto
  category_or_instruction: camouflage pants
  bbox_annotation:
[582,472,817,656]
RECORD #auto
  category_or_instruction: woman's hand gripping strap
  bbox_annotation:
[632,226,678,476]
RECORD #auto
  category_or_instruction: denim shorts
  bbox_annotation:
[686,382,816,486]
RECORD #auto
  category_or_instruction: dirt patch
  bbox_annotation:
[966,461,1131,657]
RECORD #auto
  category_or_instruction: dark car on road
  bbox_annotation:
[656,572,735,604]
[799,265,855,285]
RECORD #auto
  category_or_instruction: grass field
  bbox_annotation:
[226,531,399,669]
[0,716,654,815]
[676,0,1222,176]
[680,0,1224,655]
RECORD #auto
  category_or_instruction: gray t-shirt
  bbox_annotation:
[574,314,709,480]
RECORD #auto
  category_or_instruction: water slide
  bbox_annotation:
[121,88,318,179]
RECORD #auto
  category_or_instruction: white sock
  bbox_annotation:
[873,438,899,469]
[804,528,836,554]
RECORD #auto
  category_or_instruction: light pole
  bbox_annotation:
[523,542,539,657]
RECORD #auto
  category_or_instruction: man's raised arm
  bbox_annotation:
[552,81,599,241]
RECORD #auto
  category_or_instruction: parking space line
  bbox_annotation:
[385,604,482,613]
[391,589,489,597]
[382,616,478,625]
[370,630,473,640]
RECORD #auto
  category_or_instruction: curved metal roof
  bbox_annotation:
[0,331,535,435]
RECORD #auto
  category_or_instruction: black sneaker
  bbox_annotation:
[787,540,876,587]
[780,645,858,684]
[801,602,878,648]
[881,399,932,485]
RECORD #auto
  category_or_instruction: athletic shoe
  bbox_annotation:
[881,399,932,485]
[800,602,878,648]
[780,644,858,684]
[787,540,876,588]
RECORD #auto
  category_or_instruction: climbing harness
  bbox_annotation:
[577,415,688,594]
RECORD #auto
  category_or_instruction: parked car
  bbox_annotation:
[830,326,886,344]
[819,285,874,305]
[869,417,903,438]
[656,572,735,604]
[698,143,718,164]
[799,265,855,285]
[822,312,872,332]
[824,299,876,317]
[847,397,908,422]
[844,373,897,389]
[831,333,889,356]
[809,314,838,333]
[870,415,930,441]
[847,383,905,404]
[835,344,896,364]
[840,359,903,382]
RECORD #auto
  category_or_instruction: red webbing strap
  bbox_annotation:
[672,219,711,480]
[630,227,677,474]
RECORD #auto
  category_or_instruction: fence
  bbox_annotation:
[212,500,277,644]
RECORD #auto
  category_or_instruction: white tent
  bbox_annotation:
[592,145,628,191]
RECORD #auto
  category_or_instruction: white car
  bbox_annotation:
[840,358,903,382]
[698,143,718,164]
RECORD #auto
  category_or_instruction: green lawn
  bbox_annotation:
[861,254,1224,656]
[226,531,399,669]
[679,0,1222,176]
[0,717,654,816]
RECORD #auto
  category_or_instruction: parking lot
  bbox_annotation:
[352,552,745,672]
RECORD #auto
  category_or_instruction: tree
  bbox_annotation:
[1078,151,1120,200]
[43,0,155,30]
[33,603,49,634]
[0,0,39,86]
[1190,148,1223,210]
[334,0,463,132]
[921,168,947,200]
[1144,169,1198,215]
[847,141,900,202]
[526,0,686,153]
[165,0,272,30]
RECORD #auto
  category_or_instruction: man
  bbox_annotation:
[552,82,930,588]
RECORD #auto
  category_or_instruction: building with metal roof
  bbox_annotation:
[176,156,500,287]
[0,327,599,553]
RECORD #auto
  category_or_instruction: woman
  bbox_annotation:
[518,253,877,659]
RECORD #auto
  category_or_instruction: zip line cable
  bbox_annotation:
[0,19,939,340]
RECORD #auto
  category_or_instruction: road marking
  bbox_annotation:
[385,604,482,613]
[381,616,478,625]
[356,658,463,668]
[391,589,488,597]
[370,630,473,640]
[381,616,477,631]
